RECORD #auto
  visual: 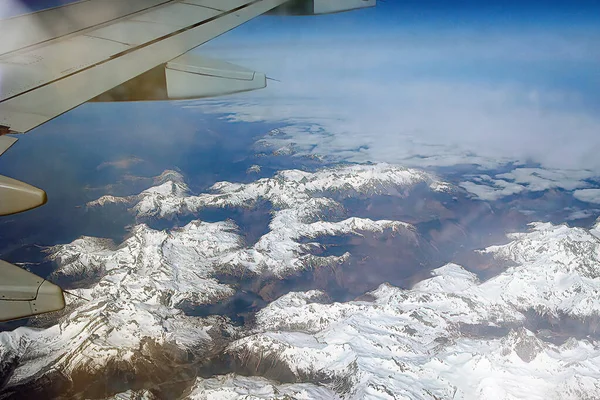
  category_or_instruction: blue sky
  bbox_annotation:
[211,1,600,103]
[2,0,600,202]
[194,0,600,201]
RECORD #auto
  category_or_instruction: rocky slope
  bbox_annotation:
[87,164,449,277]
[0,217,242,398]
[4,165,600,399]
[106,375,338,400]
[1,164,444,398]
[223,222,600,399]
[88,164,452,220]
[185,374,339,400]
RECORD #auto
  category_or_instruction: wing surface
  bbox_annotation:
[0,0,288,133]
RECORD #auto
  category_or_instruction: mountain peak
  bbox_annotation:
[478,222,600,318]
[413,263,479,293]
[501,328,546,362]
[153,169,185,185]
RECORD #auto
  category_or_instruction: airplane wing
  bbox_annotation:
[0,0,291,135]
[0,260,64,323]
[0,0,375,322]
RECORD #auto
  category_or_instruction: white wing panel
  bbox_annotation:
[0,0,170,57]
[0,3,224,103]
[130,3,220,27]
[0,0,288,133]
[0,35,129,102]
[84,21,180,47]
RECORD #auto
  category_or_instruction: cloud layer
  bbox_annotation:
[185,22,600,200]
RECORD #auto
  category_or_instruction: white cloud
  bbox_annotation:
[189,79,600,171]
[455,166,597,204]
[186,30,600,176]
[96,156,144,171]
[574,189,600,204]
[566,209,600,221]
[459,176,525,201]
[496,168,594,191]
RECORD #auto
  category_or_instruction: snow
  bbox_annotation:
[89,163,451,218]
[85,164,437,277]
[0,219,241,389]
[87,195,132,208]
[592,218,600,239]
[1,164,438,393]
[479,222,600,318]
[232,255,600,399]
[0,304,231,388]
[107,389,157,400]
[5,165,600,399]
[187,374,339,399]
[49,221,243,307]
[246,165,261,174]
[413,263,480,293]
[223,223,600,399]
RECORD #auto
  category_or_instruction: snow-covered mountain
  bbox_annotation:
[107,375,339,400]
[185,374,339,400]
[479,222,600,320]
[0,164,440,397]
[0,218,241,398]
[227,234,600,399]
[88,164,452,220]
[87,164,446,277]
[3,164,600,399]
[49,221,244,306]
[592,217,600,238]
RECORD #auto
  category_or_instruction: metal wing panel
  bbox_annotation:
[167,54,256,80]
[0,0,171,57]
[129,3,221,27]
[0,0,289,133]
[0,3,222,103]
[0,35,130,102]
[84,20,182,47]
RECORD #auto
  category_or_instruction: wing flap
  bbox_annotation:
[167,53,256,80]
[166,53,266,98]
